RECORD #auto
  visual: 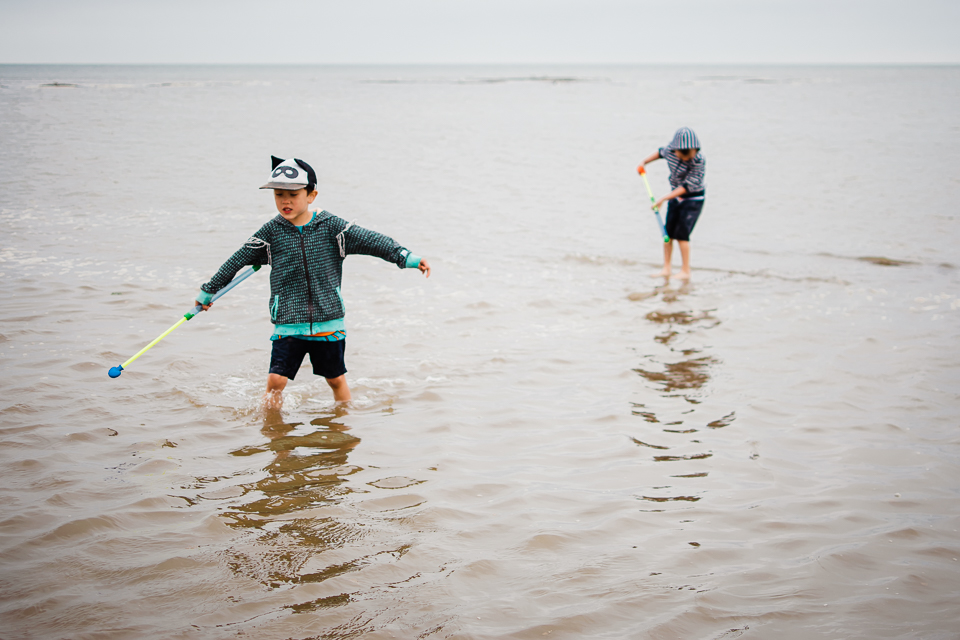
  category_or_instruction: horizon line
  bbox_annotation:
[2,61,959,67]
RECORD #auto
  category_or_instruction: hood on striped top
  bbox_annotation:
[666,127,701,151]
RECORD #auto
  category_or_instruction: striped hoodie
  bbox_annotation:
[197,210,421,337]
[659,127,706,195]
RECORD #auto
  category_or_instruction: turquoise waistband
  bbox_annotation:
[271,318,346,338]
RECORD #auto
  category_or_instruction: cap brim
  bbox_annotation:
[260,182,309,190]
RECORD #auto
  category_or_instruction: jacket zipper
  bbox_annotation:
[298,231,314,333]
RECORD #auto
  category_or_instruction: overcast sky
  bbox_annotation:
[1,0,957,65]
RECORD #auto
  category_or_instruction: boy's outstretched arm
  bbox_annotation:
[193,235,270,310]
[337,219,429,276]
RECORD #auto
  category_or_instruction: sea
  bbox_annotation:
[0,64,958,639]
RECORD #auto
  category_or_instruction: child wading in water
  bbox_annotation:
[195,156,430,408]
[639,127,706,279]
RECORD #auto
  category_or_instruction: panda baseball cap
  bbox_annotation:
[260,156,317,190]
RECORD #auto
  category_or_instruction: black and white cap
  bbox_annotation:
[260,156,317,190]
[667,127,701,151]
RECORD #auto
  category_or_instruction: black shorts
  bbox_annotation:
[269,337,347,380]
[665,197,705,242]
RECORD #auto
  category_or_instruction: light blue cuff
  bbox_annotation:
[196,290,214,305]
[405,253,422,269]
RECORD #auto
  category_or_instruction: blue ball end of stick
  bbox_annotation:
[108,366,123,378]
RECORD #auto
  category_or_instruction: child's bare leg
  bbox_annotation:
[675,240,691,279]
[653,240,673,277]
[263,373,287,409]
[326,375,352,402]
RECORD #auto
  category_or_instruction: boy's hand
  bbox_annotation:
[418,259,431,278]
[195,300,212,311]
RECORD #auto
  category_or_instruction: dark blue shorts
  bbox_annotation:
[269,337,347,380]
[665,197,705,242]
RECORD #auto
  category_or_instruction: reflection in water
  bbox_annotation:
[645,310,716,326]
[633,353,719,393]
[632,285,722,399]
[184,404,435,632]
[653,452,713,462]
[630,403,660,423]
[218,408,368,590]
[631,437,669,450]
[654,329,678,345]
[707,411,736,429]
[639,495,701,502]
[630,282,731,509]
[225,409,362,530]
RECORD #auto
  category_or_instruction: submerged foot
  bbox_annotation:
[651,268,671,278]
[261,390,284,412]
[674,270,691,280]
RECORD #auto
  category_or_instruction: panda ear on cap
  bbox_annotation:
[293,158,317,187]
[271,156,285,170]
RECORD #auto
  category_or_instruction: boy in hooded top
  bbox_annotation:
[195,156,431,407]
[638,127,706,279]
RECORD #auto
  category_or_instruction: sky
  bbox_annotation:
[0,0,957,65]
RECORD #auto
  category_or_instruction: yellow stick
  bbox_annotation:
[120,316,189,369]
[638,167,670,243]
[108,265,260,378]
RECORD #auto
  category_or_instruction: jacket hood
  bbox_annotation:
[666,127,701,151]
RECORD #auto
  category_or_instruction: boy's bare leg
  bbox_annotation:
[653,240,673,277]
[263,373,287,410]
[675,240,691,279]
[326,375,352,402]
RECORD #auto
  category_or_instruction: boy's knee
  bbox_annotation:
[266,373,287,393]
[325,375,351,401]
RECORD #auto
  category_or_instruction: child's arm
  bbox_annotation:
[638,150,661,171]
[653,185,688,211]
[194,236,270,309]
[335,219,428,275]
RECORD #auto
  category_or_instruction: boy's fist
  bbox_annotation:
[418,259,431,278]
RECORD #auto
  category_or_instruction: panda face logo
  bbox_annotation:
[272,166,299,179]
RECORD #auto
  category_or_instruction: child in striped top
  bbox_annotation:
[638,127,706,280]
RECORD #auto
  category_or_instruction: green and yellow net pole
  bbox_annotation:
[638,166,670,243]
[107,265,260,378]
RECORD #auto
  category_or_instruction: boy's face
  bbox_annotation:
[273,188,317,225]
[674,148,698,161]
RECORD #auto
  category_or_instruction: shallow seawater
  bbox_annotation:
[1,64,959,639]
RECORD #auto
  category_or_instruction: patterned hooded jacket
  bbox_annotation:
[197,210,421,336]
[659,127,706,195]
